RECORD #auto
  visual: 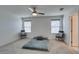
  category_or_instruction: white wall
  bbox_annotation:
[23,16,63,39]
[0,10,22,47]
[63,13,70,45]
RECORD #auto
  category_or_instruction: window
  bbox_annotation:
[51,20,60,33]
[24,21,31,32]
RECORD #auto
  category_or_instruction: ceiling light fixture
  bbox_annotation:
[32,12,38,16]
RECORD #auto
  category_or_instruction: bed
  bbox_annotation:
[22,36,48,51]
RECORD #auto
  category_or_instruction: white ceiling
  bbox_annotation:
[0,5,79,17]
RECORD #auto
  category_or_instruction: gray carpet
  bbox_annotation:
[22,39,48,51]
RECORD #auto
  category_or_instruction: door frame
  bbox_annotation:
[69,16,72,47]
[70,16,73,47]
[69,15,78,51]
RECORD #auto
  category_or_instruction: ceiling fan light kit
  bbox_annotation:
[32,12,38,16]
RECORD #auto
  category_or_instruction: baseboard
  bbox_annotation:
[0,39,19,48]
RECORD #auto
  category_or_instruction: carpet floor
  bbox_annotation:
[0,38,78,54]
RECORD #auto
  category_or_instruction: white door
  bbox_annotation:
[70,13,78,47]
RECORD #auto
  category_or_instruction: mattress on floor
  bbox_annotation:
[22,39,48,51]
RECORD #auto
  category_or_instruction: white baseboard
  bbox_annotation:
[0,39,19,48]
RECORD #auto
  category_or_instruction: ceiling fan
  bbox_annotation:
[28,7,45,16]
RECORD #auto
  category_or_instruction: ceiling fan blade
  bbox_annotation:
[38,13,45,15]
[28,8,33,12]
[28,7,45,16]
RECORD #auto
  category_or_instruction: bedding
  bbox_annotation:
[22,38,48,51]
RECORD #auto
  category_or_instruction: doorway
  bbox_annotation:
[70,13,78,48]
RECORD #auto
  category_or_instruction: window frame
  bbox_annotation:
[24,20,32,33]
[51,19,60,34]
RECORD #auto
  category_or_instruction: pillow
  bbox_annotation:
[33,36,48,40]
[33,36,43,40]
[37,36,43,40]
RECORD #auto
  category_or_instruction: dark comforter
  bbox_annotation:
[22,39,48,51]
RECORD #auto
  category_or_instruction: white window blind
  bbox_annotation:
[24,21,31,32]
[51,20,60,33]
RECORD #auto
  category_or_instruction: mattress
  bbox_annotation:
[22,39,48,51]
